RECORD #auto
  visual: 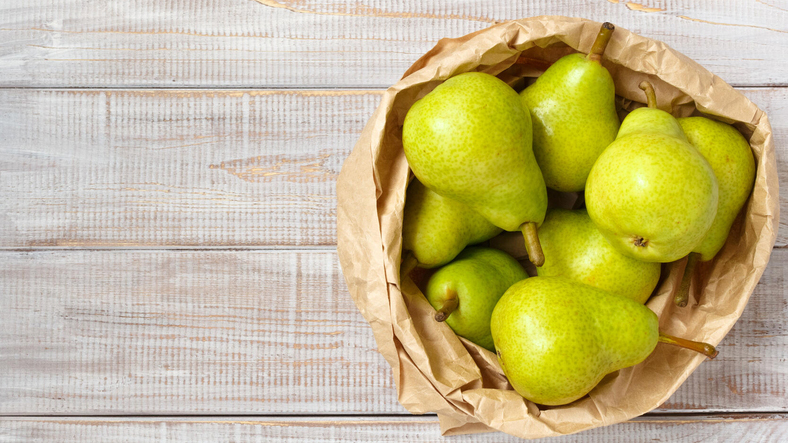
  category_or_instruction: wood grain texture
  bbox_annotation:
[0,0,787,88]
[0,250,401,414]
[0,249,786,415]
[1,88,786,248]
[0,89,382,247]
[1,414,788,442]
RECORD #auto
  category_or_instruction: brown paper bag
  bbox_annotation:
[336,16,779,439]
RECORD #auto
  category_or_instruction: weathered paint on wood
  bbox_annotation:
[0,250,401,414]
[0,249,785,415]
[1,0,787,88]
[0,89,382,247]
[1,414,787,442]
[1,88,785,248]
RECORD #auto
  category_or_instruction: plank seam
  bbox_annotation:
[0,85,783,91]
[0,246,339,252]
[1,412,787,419]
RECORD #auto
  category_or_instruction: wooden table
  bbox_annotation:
[1,1,786,441]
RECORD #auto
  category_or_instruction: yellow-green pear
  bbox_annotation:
[402,179,501,269]
[585,82,719,263]
[520,22,620,192]
[403,72,548,266]
[491,276,718,406]
[426,247,528,351]
[673,116,756,306]
[538,208,660,303]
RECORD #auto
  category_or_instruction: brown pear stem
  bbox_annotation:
[675,252,700,308]
[434,288,459,322]
[587,22,615,63]
[639,81,658,109]
[658,332,718,359]
[520,222,545,267]
[400,251,419,281]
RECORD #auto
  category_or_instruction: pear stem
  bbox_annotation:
[658,332,719,359]
[520,222,545,267]
[400,251,419,281]
[639,81,658,109]
[675,252,700,308]
[587,22,615,63]
[434,288,459,322]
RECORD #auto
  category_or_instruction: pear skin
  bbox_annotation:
[491,277,659,405]
[615,107,688,141]
[585,82,719,263]
[491,276,718,406]
[403,180,502,268]
[426,247,528,351]
[615,80,688,141]
[402,72,548,265]
[520,23,620,192]
[672,116,756,307]
[538,208,660,303]
[679,117,756,261]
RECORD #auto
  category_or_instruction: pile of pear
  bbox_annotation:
[399,22,755,407]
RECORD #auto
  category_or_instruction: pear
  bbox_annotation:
[585,82,719,263]
[519,22,620,192]
[538,208,660,304]
[673,116,756,306]
[491,276,718,406]
[403,72,548,266]
[402,179,502,269]
[426,247,528,351]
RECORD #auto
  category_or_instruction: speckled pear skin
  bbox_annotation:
[679,117,756,261]
[537,208,660,304]
[402,72,547,232]
[426,247,528,351]
[490,276,659,406]
[519,53,620,192]
[616,107,688,141]
[585,108,719,263]
[402,180,502,268]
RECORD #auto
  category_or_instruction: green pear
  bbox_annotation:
[403,72,548,266]
[673,116,756,306]
[402,179,502,269]
[615,96,688,142]
[426,247,528,351]
[538,208,660,304]
[519,22,620,192]
[490,276,718,406]
[585,82,719,263]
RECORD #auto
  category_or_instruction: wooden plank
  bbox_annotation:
[0,89,382,247]
[1,249,786,415]
[0,250,401,414]
[1,88,786,248]
[1,414,787,442]
[0,0,787,88]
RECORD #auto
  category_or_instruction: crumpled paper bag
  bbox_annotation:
[336,16,779,439]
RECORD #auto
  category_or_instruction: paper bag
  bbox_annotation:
[336,16,779,439]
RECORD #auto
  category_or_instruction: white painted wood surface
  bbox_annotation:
[0,249,786,415]
[1,0,787,440]
[2,415,788,443]
[0,89,382,247]
[1,88,786,248]
[1,0,787,88]
[0,250,400,414]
